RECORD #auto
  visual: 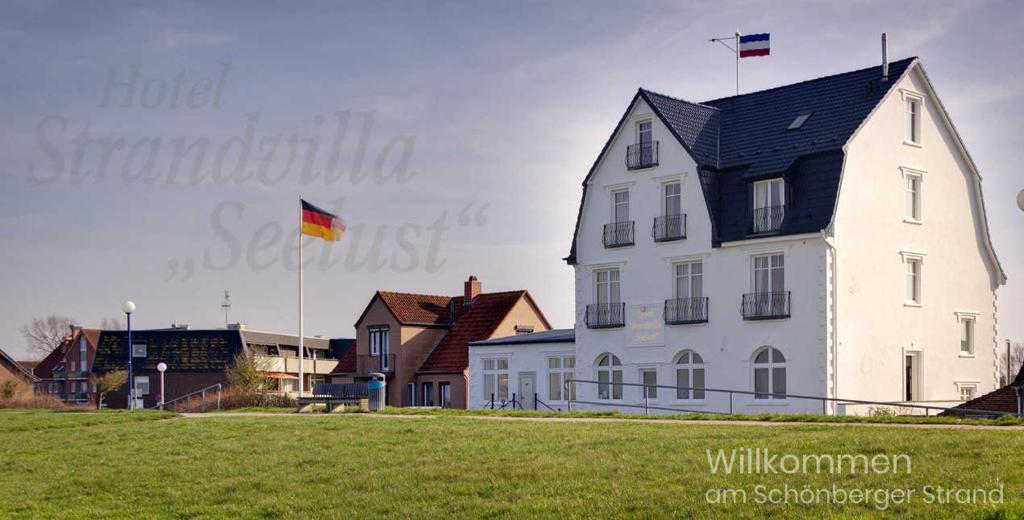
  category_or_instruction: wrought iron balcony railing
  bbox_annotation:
[741,291,791,320]
[356,354,396,375]
[626,141,659,170]
[652,214,686,242]
[664,297,709,325]
[751,205,786,234]
[603,221,634,248]
[585,303,626,329]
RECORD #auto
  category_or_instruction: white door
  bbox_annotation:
[518,372,535,410]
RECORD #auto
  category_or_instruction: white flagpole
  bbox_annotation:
[298,197,304,400]
[735,29,741,96]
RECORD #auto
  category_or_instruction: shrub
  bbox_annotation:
[0,373,73,409]
[168,387,296,412]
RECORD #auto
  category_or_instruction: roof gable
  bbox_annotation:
[356,291,455,328]
[0,347,35,382]
[417,291,533,373]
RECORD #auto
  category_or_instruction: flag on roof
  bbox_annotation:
[301,199,345,241]
[739,33,770,58]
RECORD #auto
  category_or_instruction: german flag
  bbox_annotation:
[301,200,345,241]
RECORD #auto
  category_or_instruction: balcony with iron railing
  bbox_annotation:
[741,291,791,320]
[356,354,396,375]
[626,141,659,170]
[751,205,786,234]
[652,214,686,242]
[603,221,634,248]
[586,303,626,329]
[664,297,709,325]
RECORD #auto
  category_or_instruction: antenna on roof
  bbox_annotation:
[221,290,231,327]
[881,33,889,82]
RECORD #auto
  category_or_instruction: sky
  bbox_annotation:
[1,0,1022,360]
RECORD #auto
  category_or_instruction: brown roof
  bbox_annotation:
[17,360,40,371]
[418,291,540,373]
[333,344,357,374]
[374,291,455,326]
[940,362,1024,416]
[0,347,36,381]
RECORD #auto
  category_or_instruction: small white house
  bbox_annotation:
[468,329,575,410]
[484,55,1005,417]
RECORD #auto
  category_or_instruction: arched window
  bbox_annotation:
[675,350,705,400]
[753,347,786,399]
[596,354,623,400]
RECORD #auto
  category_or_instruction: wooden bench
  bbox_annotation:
[297,383,370,413]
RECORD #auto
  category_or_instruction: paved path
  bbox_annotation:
[178,412,1024,430]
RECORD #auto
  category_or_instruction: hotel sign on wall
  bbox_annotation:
[627,303,665,347]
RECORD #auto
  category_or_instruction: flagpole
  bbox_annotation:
[298,197,304,400]
[735,29,740,96]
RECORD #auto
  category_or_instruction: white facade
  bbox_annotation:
[560,60,1004,416]
[467,333,576,411]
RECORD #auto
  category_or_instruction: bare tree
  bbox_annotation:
[20,315,76,357]
[226,348,273,393]
[998,342,1024,386]
[95,370,127,409]
[99,317,125,330]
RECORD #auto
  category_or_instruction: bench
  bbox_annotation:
[297,383,370,413]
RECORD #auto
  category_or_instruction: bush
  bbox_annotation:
[0,373,76,409]
[168,387,296,412]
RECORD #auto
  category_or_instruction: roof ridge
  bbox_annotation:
[640,88,721,111]
[378,290,452,300]
[702,56,918,104]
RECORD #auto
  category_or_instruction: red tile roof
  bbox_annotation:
[376,291,455,326]
[418,291,532,373]
[333,342,357,373]
[0,348,35,381]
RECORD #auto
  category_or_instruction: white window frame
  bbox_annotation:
[956,382,978,402]
[901,252,924,306]
[900,167,924,223]
[673,260,703,299]
[752,347,786,401]
[903,91,923,146]
[80,337,88,373]
[595,353,623,401]
[752,178,785,220]
[663,181,681,216]
[611,188,630,223]
[636,119,652,145]
[594,268,621,306]
[421,382,434,407]
[674,350,706,401]
[902,347,923,402]
[956,312,979,357]
[368,326,388,356]
[546,355,576,402]
[639,367,658,399]
[134,375,150,397]
[131,343,147,358]
[482,358,509,402]
[751,252,785,293]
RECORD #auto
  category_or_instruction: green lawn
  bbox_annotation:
[1,410,1022,519]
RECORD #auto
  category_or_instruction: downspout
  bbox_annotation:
[822,229,838,415]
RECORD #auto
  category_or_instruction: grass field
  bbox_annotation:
[1,410,1022,519]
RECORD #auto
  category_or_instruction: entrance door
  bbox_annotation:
[518,372,535,410]
[904,352,921,401]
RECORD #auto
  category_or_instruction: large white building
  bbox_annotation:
[470,56,1006,415]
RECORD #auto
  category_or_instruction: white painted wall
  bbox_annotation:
[467,342,575,410]
[833,64,1002,407]
[571,98,829,415]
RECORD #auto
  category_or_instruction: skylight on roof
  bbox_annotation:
[788,111,813,130]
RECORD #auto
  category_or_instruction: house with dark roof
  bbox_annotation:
[330,276,552,409]
[468,329,576,409]
[564,54,1005,415]
[92,325,351,409]
[29,327,100,404]
[940,362,1024,417]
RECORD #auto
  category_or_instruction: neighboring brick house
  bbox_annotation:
[331,276,552,409]
[31,327,100,404]
[941,363,1024,417]
[0,347,36,385]
[92,326,351,409]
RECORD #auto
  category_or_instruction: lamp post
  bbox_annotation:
[157,362,167,410]
[122,300,136,410]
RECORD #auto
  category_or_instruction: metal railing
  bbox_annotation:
[751,205,785,233]
[586,303,626,329]
[486,393,563,412]
[356,354,396,375]
[158,383,222,412]
[652,214,686,242]
[626,141,659,170]
[664,297,709,324]
[602,221,634,248]
[742,291,791,320]
[564,379,1016,418]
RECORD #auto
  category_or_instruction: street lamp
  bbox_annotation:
[122,300,136,410]
[157,362,167,410]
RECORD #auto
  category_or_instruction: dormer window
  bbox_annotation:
[626,120,658,169]
[752,178,785,233]
[787,111,812,130]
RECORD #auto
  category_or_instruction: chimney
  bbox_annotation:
[881,33,889,82]
[463,275,481,306]
[228,322,245,330]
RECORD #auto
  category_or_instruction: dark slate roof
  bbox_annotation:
[566,58,917,262]
[92,329,244,373]
[469,328,575,346]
